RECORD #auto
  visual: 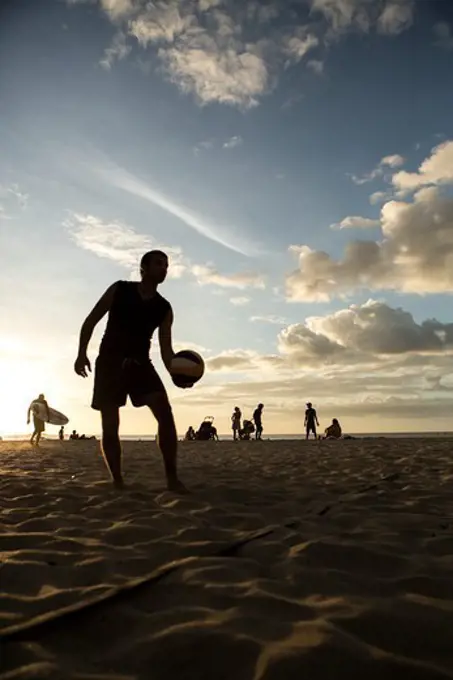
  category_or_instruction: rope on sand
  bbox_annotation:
[0,472,403,642]
[0,525,276,642]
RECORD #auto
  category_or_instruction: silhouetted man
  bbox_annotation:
[304,402,319,440]
[27,393,50,447]
[74,250,190,493]
[253,403,264,440]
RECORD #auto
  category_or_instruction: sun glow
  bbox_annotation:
[0,341,61,437]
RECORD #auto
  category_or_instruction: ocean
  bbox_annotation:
[3,432,453,441]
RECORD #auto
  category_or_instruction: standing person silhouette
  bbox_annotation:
[304,402,319,440]
[27,393,50,447]
[253,403,264,440]
[231,407,242,440]
[74,250,190,493]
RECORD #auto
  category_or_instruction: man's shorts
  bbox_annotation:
[33,416,45,432]
[92,356,166,411]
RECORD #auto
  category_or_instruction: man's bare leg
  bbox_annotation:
[100,407,124,488]
[146,393,188,494]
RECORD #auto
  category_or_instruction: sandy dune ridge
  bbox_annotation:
[1,438,453,679]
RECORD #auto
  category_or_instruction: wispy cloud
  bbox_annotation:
[192,264,265,289]
[65,212,186,276]
[331,215,380,230]
[100,31,131,69]
[222,135,243,150]
[350,153,405,185]
[95,160,258,256]
[250,315,287,325]
[0,183,29,218]
[433,22,453,51]
[230,296,250,305]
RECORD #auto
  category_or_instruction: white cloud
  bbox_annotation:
[377,1,414,35]
[433,22,453,51]
[392,141,453,192]
[100,31,131,68]
[65,213,186,277]
[67,0,416,109]
[331,215,380,229]
[369,191,388,205]
[223,135,243,149]
[95,159,258,256]
[192,264,266,289]
[307,59,324,75]
[250,315,287,325]
[279,300,450,359]
[282,28,319,64]
[207,348,282,372]
[286,175,453,300]
[230,296,251,305]
[0,183,29,218]
[351,152,405,185]
[310,0,414,37]
[380,154,405,168]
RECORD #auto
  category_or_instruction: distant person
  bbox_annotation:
[304,402,319,440]
[253,403,264,440]
[231,406,242,441]
[70,430,79,440]
[185,426,196,441]
[74,250,190,493]
[27,393,50,447]
[324,418,342,439]
[59,426,65,441]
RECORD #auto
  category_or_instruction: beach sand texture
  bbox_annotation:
[1,438,453,679]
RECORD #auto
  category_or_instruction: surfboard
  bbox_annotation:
[32,402,69,426]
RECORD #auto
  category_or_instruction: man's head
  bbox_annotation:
[140,250,168,285]
[258,403,263,410]
[306,402,312,408]
[38,393,45,400]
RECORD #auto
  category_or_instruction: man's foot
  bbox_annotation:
[167,478,190,494]
[112,477,126,490]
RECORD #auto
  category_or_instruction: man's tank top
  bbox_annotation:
[98,281,171,360]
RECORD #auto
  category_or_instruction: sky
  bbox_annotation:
[1,0,453,437]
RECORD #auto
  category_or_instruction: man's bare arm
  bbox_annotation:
[158,307,175,372]
[74,282,118,377]
[77,283,118,357]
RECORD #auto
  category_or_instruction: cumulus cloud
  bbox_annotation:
[287,186,453,300]
[192,264,266,289]
[67,0,416,108]
[286,141,453,301]
[392,141,453,192]
[433,22,453,51]
[331,215,380,229]
[278,300,453,360]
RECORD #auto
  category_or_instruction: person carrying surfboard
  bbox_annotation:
[27,393,50,447]
[74,250,191,494]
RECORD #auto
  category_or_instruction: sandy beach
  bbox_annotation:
[1,437,453,679]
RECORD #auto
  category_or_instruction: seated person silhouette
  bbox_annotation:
[324,418,342,439]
